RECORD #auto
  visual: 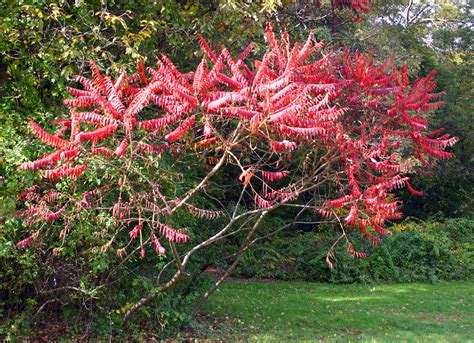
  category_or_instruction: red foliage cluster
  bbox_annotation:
[335,0,371,13]
[333,0,371,21]
[17,23,455,263]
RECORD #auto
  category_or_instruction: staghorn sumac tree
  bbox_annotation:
[16,23,456,321]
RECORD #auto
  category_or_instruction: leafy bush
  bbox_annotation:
[236,218,474,283]
[0,215,217,339]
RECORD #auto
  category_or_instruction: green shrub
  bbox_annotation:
[235,218,474,284]
[0,215,216,338]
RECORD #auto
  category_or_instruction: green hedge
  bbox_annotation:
[0,215,216,339]
[235,218,474,284]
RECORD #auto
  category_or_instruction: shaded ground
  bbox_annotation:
[200,279,474,341]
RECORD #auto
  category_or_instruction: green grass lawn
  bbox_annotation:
[201,279,474,342]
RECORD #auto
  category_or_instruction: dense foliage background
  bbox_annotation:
[0,0,472,339]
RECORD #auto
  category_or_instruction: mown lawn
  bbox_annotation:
[200,279,473,342]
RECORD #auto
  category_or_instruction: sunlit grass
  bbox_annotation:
[201,279,474,341]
